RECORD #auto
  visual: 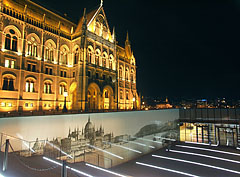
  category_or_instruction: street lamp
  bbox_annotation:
[132,97,136,110]
[62,91,68,113]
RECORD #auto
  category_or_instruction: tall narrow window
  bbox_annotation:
[28,43,32,55]
[5,34,11,50]
[5,60,9,68]
[50,50,54,61]
[12,36,18,52]
[45,48,49,60]
[74,50,79,64]
[2,78,8,90]
[9,79,14,91]
[33,45,37,57]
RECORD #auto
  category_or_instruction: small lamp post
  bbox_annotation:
[62,91,68,113]
[132,97,136,110]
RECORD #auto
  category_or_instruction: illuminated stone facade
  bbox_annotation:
[0,0,140,112]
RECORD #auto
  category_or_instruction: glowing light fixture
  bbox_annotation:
[43,157,93,177]
[86,163,127,177]
[103,141,142,154]
[87,144,123,159]
[136,162,199,177]
[46,141,73,159]
[152,155,240,175]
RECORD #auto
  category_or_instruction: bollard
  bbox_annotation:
[61,160,67,177]
[3,139,10,172]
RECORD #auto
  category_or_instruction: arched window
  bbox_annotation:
[102,52,108,68]
[131,69,134,82]
[2,76,14,91]
[87,47,93,64]
[95,49,100,66]
[45,40,56,62]
[27,36,39,57]
[5,34,11,50]
[109,55,114,70]
[60,46,69,65]
[12,36,18,51]
[44,82,52,94]
[59,83,66,95]
[126,91,129,100]
[119,66,123,80]
[25,80,35,92]
[105,90,109,98]
[74,48,79,64]
[120,90,123,99]
[125,68,129,81]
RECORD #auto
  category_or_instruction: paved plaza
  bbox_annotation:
[1,142,240,177]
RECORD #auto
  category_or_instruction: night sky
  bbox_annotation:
[36,0,240,100]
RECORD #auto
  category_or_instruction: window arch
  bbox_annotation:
[109,54,114,70]
[26,34,40,57]
[119,66,123,80]
[3,26,21,52]
[131,69,134,82]
[120,90,123,99]
[45,39,56,62]
[60,45,69,65]
[87,46,94,64]
[25,78,36,93]
[102,52,108,68]
[2,74,15,91]
[125,68,129,81]
[95,49,101,66]
[74,48,79,65]
[59,82,67,95]
[44,80,52,94]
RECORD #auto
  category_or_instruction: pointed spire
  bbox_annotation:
[126,31,129,42]
[112,26,115,41]
[101,0,104,7]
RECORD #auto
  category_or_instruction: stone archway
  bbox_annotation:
[69,82,77,110]
[103,85,114,110]
[87,83,101,111]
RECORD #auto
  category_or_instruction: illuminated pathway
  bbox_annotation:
[1,142,240,176]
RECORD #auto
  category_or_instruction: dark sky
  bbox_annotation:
[36,0,240,99]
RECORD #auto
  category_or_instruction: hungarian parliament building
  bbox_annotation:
[0,0,140,112]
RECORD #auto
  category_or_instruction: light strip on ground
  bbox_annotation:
[120,139,155,149]
[16,133,35,153]
[87,144,124,159]
[137,138,162,144]
[176,145,240,156]
[136,162,200,177]
[104,141,142,154]
[46,141,73,159]
[0,173,5,177]
[185,141,218,146]
[237,147,240,150]
[169,149,240,164]
[43,157,93,177]
[152,155,240,175]
[86,163,127,177]
[155,137,176,142]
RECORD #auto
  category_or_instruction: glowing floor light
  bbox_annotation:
[136,162,200,177]
[169,149,240,164]
[154,137,176,142]
[120,139,155,149]
[185,141,218,146]
[176,145,240,156]
[0,173,5,177]
[87,144,124,159]
[103,141,142,154]
[86,163,128,177]
[46,141,73,159]
[152,155,240,175]
[137,137,162,144]
[16,133,35,153]
[43,157,93,177]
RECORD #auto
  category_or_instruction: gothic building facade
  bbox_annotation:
[0,0,140,112]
